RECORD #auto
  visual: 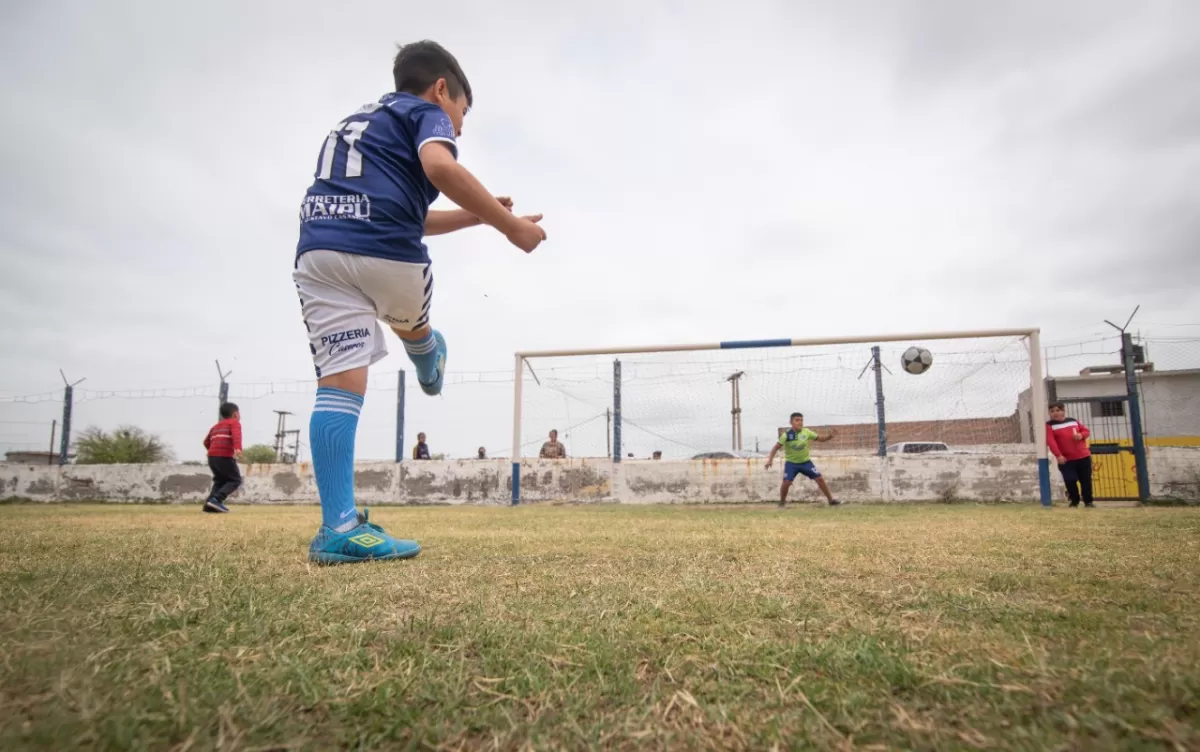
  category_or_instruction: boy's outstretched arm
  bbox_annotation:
[815,428,837,442]
[419,143,546,252]
[425,198,544,237]
[425,208,482,236]
[765,443,782,470]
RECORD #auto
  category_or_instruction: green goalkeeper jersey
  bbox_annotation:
[778,428,818,464]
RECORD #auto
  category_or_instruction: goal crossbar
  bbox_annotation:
[516,328,1039,359]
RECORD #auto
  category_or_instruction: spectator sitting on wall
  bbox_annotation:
[413,432,431,460]
[539,429,567,459]
[478,447,487,459]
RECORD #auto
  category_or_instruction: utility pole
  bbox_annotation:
[284,428,301,463]
[48,420,57,466]
[274,411,293,460]
[215,360,232,414]
[726,371,744,452]
[58,370,85,466]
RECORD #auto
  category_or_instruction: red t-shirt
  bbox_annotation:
[204,418,242,458]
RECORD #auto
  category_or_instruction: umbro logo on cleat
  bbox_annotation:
[348,533,386,548]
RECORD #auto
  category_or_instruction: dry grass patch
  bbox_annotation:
[1,502,1198,750]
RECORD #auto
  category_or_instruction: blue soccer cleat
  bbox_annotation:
[203,498,230,513]
[417,330,447,396]
[308,509,421,565]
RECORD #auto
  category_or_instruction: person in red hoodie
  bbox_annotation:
[1046,402,1094,508]
[202,402,243,513]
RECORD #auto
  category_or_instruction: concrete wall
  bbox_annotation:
[615,454,1042,504]
[0,459,612,505]
[1149,446,1200,501]
[5,450,1195,504]
[1,452,1075,505]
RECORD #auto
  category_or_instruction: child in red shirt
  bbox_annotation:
[202,402,243,513]
[1046,402,1093,508]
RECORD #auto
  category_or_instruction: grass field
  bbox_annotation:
[1,503,1198,751]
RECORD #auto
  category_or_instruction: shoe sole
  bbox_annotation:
[418,332,447,396]
[309,547,422,565]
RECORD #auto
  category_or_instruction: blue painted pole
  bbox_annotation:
[395,370,405,463]
[1037,458,1052,504]
[1123,333,1150,502]
[613,359,622,462]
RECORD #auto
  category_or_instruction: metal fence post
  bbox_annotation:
[1123,332,1150,501]
[613,359,622,463]
[872,346,887,456]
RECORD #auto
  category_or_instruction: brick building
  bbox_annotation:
[804,414,1023,450]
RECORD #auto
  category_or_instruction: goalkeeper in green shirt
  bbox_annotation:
[764,412,841,508]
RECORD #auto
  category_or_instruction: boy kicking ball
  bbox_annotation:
[294,40,546,564]
[764,412,841,507]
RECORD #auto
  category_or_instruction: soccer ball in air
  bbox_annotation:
[901,346,933,375]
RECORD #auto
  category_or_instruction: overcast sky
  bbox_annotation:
[1,0,1198,461]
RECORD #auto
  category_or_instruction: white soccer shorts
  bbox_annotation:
[293,250,433,379]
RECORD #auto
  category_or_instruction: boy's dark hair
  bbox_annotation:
[790,412,804,420]
[393,40,472,109]
[1049,402,1065,411]
[219,402,239,419]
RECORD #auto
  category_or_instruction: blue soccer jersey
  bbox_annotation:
[296,92,458,265]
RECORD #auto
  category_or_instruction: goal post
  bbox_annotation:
[511,328,1050,506]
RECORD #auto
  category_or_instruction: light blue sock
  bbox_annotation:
[403,331,439,384]
[310,387,362,532]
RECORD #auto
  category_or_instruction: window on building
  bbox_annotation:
[1091,399,1125,418]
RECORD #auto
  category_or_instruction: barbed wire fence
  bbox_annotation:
[2,333,1198,465]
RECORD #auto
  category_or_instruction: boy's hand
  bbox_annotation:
[1056,455,1066,465]
[505,215,547,253]
[1073,431,1083,441]
[764,459,773,470]
[496,196,545,238]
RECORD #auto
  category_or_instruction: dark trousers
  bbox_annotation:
[208,456,243,503]
[1058,456,1093,505]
